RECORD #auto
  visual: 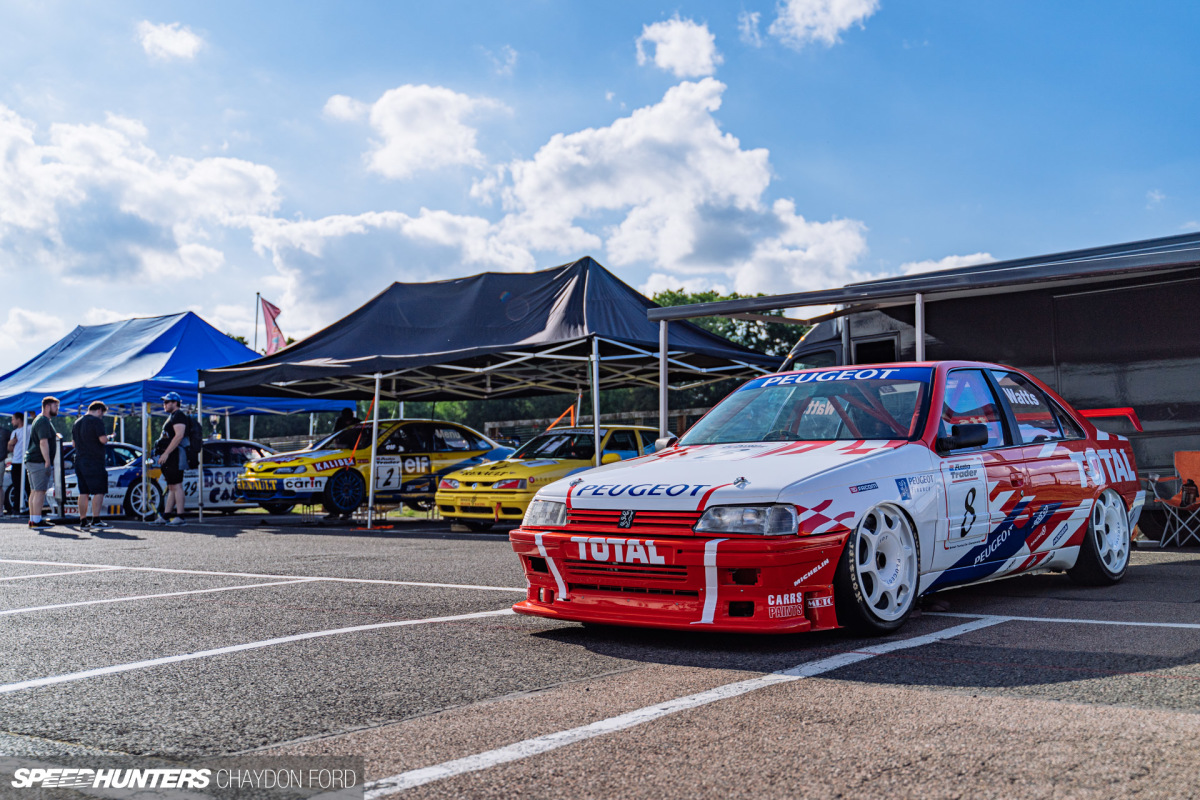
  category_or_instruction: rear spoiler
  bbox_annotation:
[1077,407,1144,432]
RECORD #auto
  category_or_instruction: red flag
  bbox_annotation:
[261,297,286,355]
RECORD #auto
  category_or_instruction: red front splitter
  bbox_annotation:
[510,527,847,633]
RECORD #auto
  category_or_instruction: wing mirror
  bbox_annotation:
[601,452,621,465]
[937,423,989,452]
[654,435,678,452]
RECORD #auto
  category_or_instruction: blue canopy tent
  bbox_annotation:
[0,312,343,416]
[0,312,344,520]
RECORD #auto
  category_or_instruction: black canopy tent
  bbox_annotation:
[199,257,779,525]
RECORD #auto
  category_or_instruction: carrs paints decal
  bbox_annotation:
[768,592,804,619]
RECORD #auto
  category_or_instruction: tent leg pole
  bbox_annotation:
[309,413,315,437]
[914,292,925,361]
[248,415,255,440]
[141,402,149,521]
[120,416,125,444]
[18,417,27,515]
[197,393,204,523]
[225,411,230,440]
[367,372,382,530]
[54,437,64,522]
[591,337,601,468]
[658,320,668,439]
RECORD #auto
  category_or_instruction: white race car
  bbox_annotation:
[511,362,1145,634]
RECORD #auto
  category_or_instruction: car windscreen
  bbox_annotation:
[681,367,932,445]
[512,432,596,460]
[313,424,376,451]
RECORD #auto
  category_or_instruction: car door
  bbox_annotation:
[990,369,1092,557]
[603,429,640,461]
[186,442,225,509]
[374,422,432,494]
[930,368,1029,576]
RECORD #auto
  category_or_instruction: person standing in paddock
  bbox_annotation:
[72,401,111,531]
[25,397,60,529]
[149,392,188,526]
[5,413,26,516]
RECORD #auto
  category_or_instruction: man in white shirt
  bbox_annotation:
[6,412,26,515]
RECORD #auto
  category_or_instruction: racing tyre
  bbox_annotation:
[834,504,920,635]
[1067,489,1131,586]
[260,502,297,515]
[5,481,29,515]
[462,520,493,532]
[123,481,163,519]
[322,469,365,517]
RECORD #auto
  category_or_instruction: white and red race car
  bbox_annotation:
[510,362,1145,634]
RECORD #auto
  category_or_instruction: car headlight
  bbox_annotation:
[439,478,460,490]
[524,499,568,527]
[273,465,306,474]
[694,504,797,536]
[493,478,528,490]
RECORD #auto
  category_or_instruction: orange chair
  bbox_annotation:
[1149,452,1200,547]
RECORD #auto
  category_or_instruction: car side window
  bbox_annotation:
[1051,404,1086,439]
[604,430,639,458]
[381,425,424,454]
[990,371,1063,444]
[228,445,260,466]
[940,369,1007,449]
[203,443,228,467]
[637,430,657,453]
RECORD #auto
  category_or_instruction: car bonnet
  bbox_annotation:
[540,440,908,510]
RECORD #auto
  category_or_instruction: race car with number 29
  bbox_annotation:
[510,361,1145,634]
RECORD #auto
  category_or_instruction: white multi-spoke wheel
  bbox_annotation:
[834,504,920,634]
[1068,489,1131,585]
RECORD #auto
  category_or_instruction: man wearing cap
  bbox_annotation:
[150,393,188,526]
[25,397,60,529]
[72,401,111,531]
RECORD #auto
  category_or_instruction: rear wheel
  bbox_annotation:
[834,504,919,635]
[322,469,365,516]
[1068,489,1130,585]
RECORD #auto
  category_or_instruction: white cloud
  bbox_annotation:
[640,273,728,296]
[325,85,505,180]
[636,16,723,78]
[486,45,519,76]
[137,21,205,61]
[0,103,279,284]
[900,252,994,276]
[769,0,879,49]
[1147,189,1165,209]
[0,308,68,364]
[738,11,764,47]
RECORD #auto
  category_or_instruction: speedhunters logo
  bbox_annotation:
[3,756,364,798]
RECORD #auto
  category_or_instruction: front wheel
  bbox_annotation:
[1068,489,1131,585]
[123,480,163,519]
[322,469,365,516]
[834,504,920,635]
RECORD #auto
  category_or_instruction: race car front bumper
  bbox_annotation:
[437,489,532,522]
[509,528,848,633]
[235,476,323,504]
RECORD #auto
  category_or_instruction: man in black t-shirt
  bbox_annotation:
[151,392,189,526]
[25,396,60,529]
[71,401,110,530]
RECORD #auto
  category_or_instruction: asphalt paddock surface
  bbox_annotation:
[1,515,1199,799]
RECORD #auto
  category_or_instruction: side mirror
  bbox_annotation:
[601,452,621,465]
[654,435,678,452]
[937,423,989,452]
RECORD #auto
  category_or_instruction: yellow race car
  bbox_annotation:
[236,419,513,516]
[435,425,664,530]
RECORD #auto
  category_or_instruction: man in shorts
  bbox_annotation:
[72,401,111,530]
[149,392,188,526]
[25,397,60,529]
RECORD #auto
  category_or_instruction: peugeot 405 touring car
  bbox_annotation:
[510,362,1144,634]
[236,419,513,516]
[435,425,665,531]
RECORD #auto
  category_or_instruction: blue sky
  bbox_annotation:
[2,0,1198,371]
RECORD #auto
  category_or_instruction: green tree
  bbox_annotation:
[650,289,805,357]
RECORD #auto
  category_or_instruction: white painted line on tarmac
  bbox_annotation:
[0,567,119,582]
[0,608,516,694]
[0,578,321,616]
[0,558,526,594]
[930,611,1200,630]
[362,616,1007,798]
